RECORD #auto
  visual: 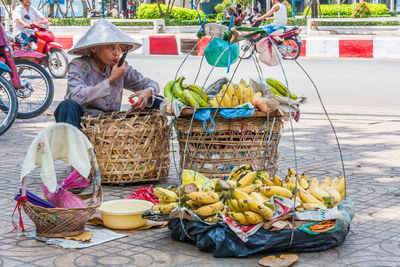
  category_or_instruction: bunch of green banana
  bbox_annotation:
[163,76,210,108]
[266,78,298,100]
[164,76,185,99]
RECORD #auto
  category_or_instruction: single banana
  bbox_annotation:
[272,175,283,186]
[253,91,262,99]
[237,199,250,212]
[244,211,264,224]
[185,200,202,210]
[152,202,178,214]
[237,171,257,187]
[302,202,327,210]
[186,191,219,204]
[231,95,239,107]
[233,189,253,201]
[310,177,319,187]
[307,185,331,202]
[226,83,235,98]
[253,179,263,186]
[210,97,219,107]
[248,200,273,220]
[153,187,178,202]
[227,199,242,212]
[260,186,293,199]
[334,177,345,193]
[270,86,285,97]
[320,176,331,190]
[239,184,261,194]
[187,84,208,102]
[173,77,185,98]
[163,81,174,99]
[324,186,342,203]
[228,212,249,225]
[234,84,242,100]
[183,90,209,108]
[298,188,324,204]
[250,192,266,202]
[195,201,224,217]
[288,168,296,177]
[245,86,254,102]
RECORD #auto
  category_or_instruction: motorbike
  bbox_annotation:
[0,19,54,124]
[9,20,68,78]
[239,25,303,60]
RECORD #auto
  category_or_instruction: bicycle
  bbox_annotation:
[0,64,18,136]
[0,19,54,119]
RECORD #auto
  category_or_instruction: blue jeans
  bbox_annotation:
[14,33,37,47]
[55,97,164,129]
[262,23,286,34]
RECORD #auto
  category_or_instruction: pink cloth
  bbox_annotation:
[43,170,90,208]
[256,31,283,66]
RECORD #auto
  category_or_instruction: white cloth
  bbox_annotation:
[274,3,287,27]
[12,4,44,36]
[20,123,94,193]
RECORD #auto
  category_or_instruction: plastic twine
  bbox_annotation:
[227,15,234,73]
[12,195,27,232]
[190,1,208,39]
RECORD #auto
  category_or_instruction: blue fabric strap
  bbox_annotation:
[227,15,234,73]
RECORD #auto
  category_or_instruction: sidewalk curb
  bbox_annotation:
[55,35,400,59]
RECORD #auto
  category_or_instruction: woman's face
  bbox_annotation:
[91,44,123,67]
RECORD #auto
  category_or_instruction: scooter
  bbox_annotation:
[10,19,68,78]
[239,25,303,60]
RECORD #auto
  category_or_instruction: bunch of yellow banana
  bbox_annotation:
[152,187,180,215]
[210,80,262,108]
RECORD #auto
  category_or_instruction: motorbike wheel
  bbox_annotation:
[239,39,254,60]
[1,59,54,119]
[280,37,301,60]
[0,76,18,136]
[48,48,68,78]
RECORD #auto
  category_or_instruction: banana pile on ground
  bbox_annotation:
[150,166,345,226]
[164,76,210,108]
[266,78,298,100]
[210,80,262,108]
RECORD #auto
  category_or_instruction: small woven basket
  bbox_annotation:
[174,111,283,178]
[81,110,170,184]
[20,134,102,238]
[21,186,102,238]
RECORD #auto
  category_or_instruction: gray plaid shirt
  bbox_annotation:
[65,56,159,115]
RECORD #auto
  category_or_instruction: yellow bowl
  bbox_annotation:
[97,199,153,230]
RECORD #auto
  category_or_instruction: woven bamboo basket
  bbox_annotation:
[174,111,283,179]
[81,110,170,184]
[20,124,102,238]
[21,186,102,238]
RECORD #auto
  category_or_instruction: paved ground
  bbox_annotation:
[0,58,399,266]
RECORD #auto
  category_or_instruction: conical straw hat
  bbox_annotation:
[68,19,142,56]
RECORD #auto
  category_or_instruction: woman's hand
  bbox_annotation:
[109,62,127,84]
[129,88,153,111]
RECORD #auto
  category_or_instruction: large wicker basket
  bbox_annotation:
[174,111,283,179]
[81,110,170,184]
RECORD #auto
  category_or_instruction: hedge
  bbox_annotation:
[48,17,214,27]
[137,4,205,20]
[262,17,399,26]
[303,3,388,17]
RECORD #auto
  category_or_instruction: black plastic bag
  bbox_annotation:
[168,219,349,258]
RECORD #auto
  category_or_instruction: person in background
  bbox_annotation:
[254,0,287,34]
[12,0,47,49]
[54,20,161,128]
[111,4,119,18]
[248,7,261,25]
[257,0,262,12]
